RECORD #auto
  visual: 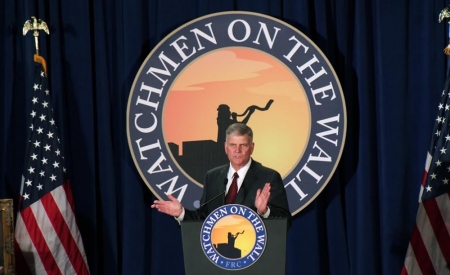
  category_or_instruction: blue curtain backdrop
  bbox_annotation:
[1,0,448,274]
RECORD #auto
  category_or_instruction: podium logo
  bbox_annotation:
[200,205,266,270]
[127,11,346,215]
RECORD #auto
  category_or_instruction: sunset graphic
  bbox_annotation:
[211,215,257,258]
[163,47,310,177]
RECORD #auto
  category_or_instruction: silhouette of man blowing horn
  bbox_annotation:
[217,99,274,146]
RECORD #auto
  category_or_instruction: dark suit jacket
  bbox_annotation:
[184,159,292,226]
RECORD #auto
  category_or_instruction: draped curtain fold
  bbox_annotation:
[1,0,448,274]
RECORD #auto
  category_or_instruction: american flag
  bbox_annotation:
[401,76,450,274]
[14,55,90,275]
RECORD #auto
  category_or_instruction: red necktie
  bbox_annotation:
[225,172,239,204]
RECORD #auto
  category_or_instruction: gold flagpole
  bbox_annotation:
[23,16,50,74]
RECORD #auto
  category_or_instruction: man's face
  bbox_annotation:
[224,134,254,170]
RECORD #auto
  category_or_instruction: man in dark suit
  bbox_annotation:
[151,123,291,225]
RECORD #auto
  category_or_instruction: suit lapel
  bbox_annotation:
[216,165,229,205]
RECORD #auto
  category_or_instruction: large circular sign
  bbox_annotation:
[127,11,347,215]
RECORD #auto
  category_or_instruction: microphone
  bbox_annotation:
[199,178,228,208]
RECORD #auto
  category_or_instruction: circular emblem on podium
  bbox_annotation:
[200,205,266,270]
[127,11,346,216]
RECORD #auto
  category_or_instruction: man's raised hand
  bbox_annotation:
[151,194,183,217]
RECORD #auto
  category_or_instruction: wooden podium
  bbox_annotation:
[181,217,288,275]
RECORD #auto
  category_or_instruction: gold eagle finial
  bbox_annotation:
[439,6,450,24]
[23,16,50,55]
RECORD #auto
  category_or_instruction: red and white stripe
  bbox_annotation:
[401,152,450,275]
[15,181,90,275]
